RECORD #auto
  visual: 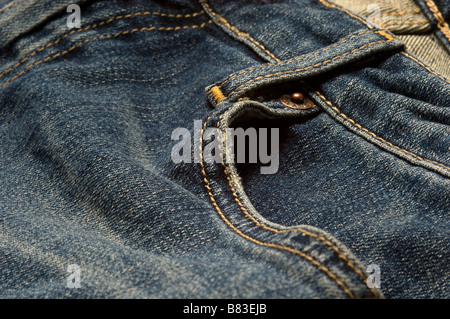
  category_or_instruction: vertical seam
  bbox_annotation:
[200,0,280,62]
[423,0,450,42]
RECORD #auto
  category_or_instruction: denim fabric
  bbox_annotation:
[0,0,448,299]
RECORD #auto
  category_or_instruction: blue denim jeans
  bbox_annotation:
[0,0,449,299]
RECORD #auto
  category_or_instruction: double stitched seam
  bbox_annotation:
[0,21,211,89]
[226,38,395,98]
[0,10,204,82]
[200,0,280,62]
[212,29,376,96]
[315,90,450,173]
[423,0,450,42]
[199,111,370,299]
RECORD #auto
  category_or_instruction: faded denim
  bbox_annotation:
[0,0,449,299]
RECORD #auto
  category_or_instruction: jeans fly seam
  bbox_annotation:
[214,29,376,93]
[200,0,280,62]
[199,108,380,299]
[422,0,450,42]
[226,38,395,98]
[0,10,205,82]
[315,90,450,174]
[0,21,211,89]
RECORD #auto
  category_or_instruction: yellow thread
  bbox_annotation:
[380,9,421,17]
[401,51,450,85]
[227,39,394,97]
[380,20,429,27]
[0,10,205,81]
[215,117,379,298]
[217,30,375,91]
[201,0,280,62]
[423,0,450,41]
[1,22,210,89]
[376,30,395,41]
[199,113,357,299]
[315,90,450,172]
[210,86,226,103]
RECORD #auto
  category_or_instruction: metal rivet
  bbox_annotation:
[290,92,304,104]
[280,92,315,109]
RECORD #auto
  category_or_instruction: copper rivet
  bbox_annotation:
[280,93,315,109]
[291,92,304,104]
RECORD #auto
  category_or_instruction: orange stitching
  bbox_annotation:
[0,10,204,82]
[0,21,211,89]
[227,38,394,98]
[215,115,379,298]
[201,0,280,62]
[210,85,226,103]
[423,0,450,42]
[316,0,372,28]
[380,9,422,17]
[0,0,24,15]
[401,51,450,85]
[214,30,375,94]
[199,112,357,299]
[380,20,429,27]
[315,90,450,172]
